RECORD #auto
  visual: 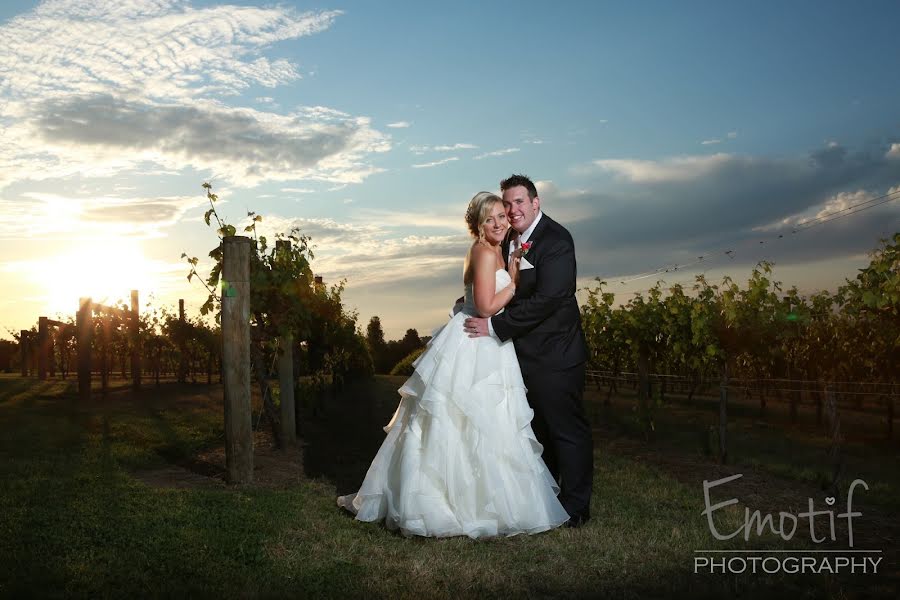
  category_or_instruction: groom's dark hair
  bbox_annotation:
[500,174,538,199]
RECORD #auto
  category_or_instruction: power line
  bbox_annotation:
[792,190,900,232]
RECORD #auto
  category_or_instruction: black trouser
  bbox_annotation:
[522,361,593,518]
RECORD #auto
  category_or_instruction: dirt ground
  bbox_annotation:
[133,427,304,489]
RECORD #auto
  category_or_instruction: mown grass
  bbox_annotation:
[0,374,895,598]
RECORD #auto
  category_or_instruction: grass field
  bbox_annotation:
[0,373,896,598]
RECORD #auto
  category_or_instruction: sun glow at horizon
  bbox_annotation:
[34,238,165,318]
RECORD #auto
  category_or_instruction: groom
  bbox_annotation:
[464,174,593,527]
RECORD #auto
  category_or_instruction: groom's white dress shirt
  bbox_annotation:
[489,211,543,338]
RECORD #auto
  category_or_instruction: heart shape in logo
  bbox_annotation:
[825,497,835,506]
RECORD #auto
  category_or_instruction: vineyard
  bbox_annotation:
[12,293,370,393]
[580,232,899,483]
[10,224,899,461]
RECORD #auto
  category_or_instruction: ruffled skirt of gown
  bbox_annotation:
[336,310,569,538]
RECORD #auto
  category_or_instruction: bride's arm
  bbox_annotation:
[472,245,516,318]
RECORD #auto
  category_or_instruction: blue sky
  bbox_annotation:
[1,0,899,339]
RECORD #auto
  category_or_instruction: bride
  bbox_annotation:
[336,192,569,538]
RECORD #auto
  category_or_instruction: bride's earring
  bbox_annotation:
[478,229,485,244]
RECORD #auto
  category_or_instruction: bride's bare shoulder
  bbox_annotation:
[470,242,497,263]
[470,241,490,255]
[470,243,502,276]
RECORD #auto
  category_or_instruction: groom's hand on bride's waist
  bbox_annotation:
[464,316,490,338]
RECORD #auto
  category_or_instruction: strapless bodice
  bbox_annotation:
[462,269,511,315]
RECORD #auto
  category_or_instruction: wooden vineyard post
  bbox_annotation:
[759,378,767,416]
[276,240,297,446]
[789,368,799,424]
[20,330,29,377]
[277,335,296,446]
[77,298,92,401]
[660,373,667,405]
[48,324,56,378]
[154,343,161,387]
[130,290,141,391]
[100,316,109,396]
[814,382,823,426]
[887,385,895,440]
[38,317,49,380]
[222,236,253,484]
[178,299,187,384]
[637,348,652,439]
[824,384,842,492]
[605,361,618,407]
[719,364,728,464]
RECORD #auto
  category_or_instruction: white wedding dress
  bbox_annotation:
[337,269,569,538]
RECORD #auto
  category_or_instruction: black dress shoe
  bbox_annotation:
[564,513,591,528]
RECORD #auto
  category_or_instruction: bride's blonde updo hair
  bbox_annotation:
[464,191,503,239]
[463,191,503,285]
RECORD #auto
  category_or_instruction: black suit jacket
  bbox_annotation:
[491,213,587,371]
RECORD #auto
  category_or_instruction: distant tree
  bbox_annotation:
[370,326,427,374]
[366,316,386,352]
[400,328,421,352]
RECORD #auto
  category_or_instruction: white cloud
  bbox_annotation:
[887,143,900,159]
[9,94,390,187]
[0,0,390,189]
[0,1,341,103]
[356,207,467,229]
[412,157,459,169]
[434,143,477,151]
[386,121,411,128]
[593,153,734,183]
[752,189,875,233]
[701,131,737,146]
[280,187,315,194]
[242,213,471,286]
[474,148,520,160]
[410,143,477,154]
[0,191,204,239]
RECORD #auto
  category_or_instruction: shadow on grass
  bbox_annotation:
[298,376,401,495]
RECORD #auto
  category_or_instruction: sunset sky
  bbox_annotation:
[2,0,899,339]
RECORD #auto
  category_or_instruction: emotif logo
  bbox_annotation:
[694,474,882,575]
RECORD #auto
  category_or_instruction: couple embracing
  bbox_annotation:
[338,174,593,537]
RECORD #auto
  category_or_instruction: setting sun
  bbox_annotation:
[35,237,162,317]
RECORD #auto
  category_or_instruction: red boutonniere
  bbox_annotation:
[521,241,533,256]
